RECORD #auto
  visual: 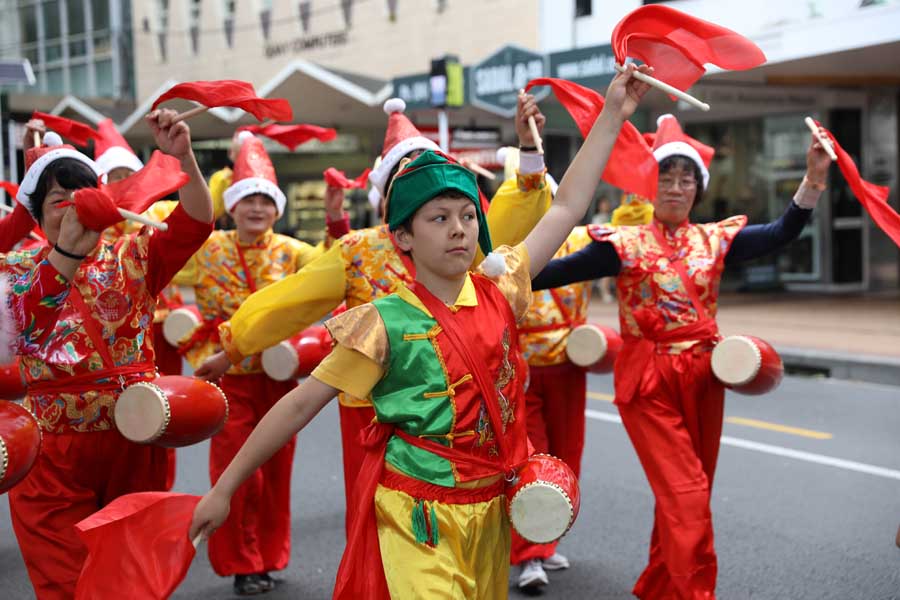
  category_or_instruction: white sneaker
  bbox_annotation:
[542,552,570,571]
[517,558,549,590]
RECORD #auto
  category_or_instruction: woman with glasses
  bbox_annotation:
[531,114,833,599]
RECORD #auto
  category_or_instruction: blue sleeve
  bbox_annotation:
[532,240,621,291]
[726,201,812,266]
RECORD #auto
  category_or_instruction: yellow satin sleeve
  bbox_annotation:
[219,242,347,364]
[474,243,532,321]
[208,167,232,220]
[485,172,552,250]
[312,344,384,401]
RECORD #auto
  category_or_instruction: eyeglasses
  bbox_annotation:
[658,177,698,190]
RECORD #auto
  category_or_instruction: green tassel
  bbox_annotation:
[429,502,440,547]
[412,500,428,544]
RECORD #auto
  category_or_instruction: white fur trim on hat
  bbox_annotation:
[368,187,382,210]
[656,113,675,127]
[16,149,103,216]
[652,141,710,190]
[383,98,406,114]
[96,146,144,176]
[43,131,63,147]
[368,136,440,197]
[223,177,287,217]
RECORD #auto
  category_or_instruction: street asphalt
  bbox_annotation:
[1,372,898,599]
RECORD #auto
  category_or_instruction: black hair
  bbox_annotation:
[30,158,98,225]
[658,155,704,207]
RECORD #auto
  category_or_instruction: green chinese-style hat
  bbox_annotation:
[385,150,493,256]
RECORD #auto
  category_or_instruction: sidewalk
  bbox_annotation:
[587,291,900,386]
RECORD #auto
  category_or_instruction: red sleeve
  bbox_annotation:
[326,211,351,240]
[145,204,213,296]
[10,258,71,352]
[0,202,37,253]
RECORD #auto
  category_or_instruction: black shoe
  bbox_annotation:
[256,572,276,592]
[233,574,263,596]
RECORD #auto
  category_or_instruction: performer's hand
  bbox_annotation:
[189,489,231,542]
[324,186,345,221]
[23,119,47,150]
[805,128,832,187]
[194,351,231,381]
[603,63,653,123]
[516,93,545,148]
[57,205,100,257]
[147,109,194,162]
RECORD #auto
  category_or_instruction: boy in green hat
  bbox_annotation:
[189,64,651,599]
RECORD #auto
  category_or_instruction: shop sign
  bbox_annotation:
[470,44,548,117]
[549,44,617,90]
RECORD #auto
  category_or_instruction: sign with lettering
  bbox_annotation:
[549,44,616,91]
[469,44,548,117]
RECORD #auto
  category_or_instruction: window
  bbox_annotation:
[298,0,311,33]
[154,0,170,61]
[68,0,88,58]
[187,0,201,54]
[434,0,447,13]
[341,0,353,28]
[70,62,90,96]
[259,0,273,40]
[575,0,591,17]
[222,0,236,48]
[94,58,113,96]
[385,0,397,22]
[92,0,110,30]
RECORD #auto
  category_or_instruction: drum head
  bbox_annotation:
[114,383,168,443]
[261,342,298,382]
[509,482,574,544]
[163,310,200,346]
[711,336,761,386]
[565,325,607,368]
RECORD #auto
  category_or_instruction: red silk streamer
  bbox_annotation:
[74,492,201,600]
[524,77,658,199]
[152,80,293,122]
[100,150,190,215]
[323,167,372,190]
[32,112,100,146]
[815,120,900,248]
[611,5,766,95]
[0,181,19,198]
[241,124,337,151]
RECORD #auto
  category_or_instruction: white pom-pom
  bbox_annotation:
[43,131,63,147]
[383,98,406,115]
[481,251,507,278]
[236,130,254,145]
[656,113,675,127]
[496,147,509,165]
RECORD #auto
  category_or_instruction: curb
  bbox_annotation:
[775,345,900,387]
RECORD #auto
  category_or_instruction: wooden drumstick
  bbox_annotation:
[519,89,544,155]
[118,208,169,231]
[170,105,209,125]
[614,64,711,112]
[466,161,496,181]
[32,130,40,148]
[191,532,206,549]
[804,117,837,161]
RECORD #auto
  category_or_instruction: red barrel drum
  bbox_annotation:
[711,335,784,395]
[507,454,581,544]
[0,359,26,400]
[261,325,333,381]
[0,400,42,494]
[565,323,623,374]
[114,376,228,447]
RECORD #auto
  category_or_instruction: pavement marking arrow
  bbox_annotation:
[585,409,900,482]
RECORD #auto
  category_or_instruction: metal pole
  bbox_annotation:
[8,121,18,185]
[438,109,449,153]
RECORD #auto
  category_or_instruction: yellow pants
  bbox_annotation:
[374,483,511,599]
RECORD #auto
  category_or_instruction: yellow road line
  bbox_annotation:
[723,416,833,440]
[587,392,832,440]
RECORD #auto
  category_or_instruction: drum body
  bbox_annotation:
[261,325,332,381]
[711,335,784,395]
[114,376,228,447]
[0,359,26,400]
[565,323,623,373]
[162,305,201,347]
[0,400,42,494]
[507,454,580,544]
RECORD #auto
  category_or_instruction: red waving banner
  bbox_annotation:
[241,124,337,151]
[152,80,293,122]
[815,120,900,248]
[74,492,201,600]
[525,78,658,200]
[611,5,766,94]
[324,167,371,190]
[0,181,19,198]
[32,112,99,146]
[102,150,190,214]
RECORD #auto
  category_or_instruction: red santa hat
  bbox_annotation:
[650,114,714,190]
[223,131,286,216]
[16,131,102,217]
[367,98,440,204]
[94,118,144,176]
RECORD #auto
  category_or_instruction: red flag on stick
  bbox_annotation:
[324,167,372,190]
[152,80,293,122]
[611,5,766,94]
[32,112,100,147]
[75,492,201,600]
[524,77,658,200]
[102,150,190,215]
[815,120,900,248]
[241,124,337,151]
[0,181,19,198]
